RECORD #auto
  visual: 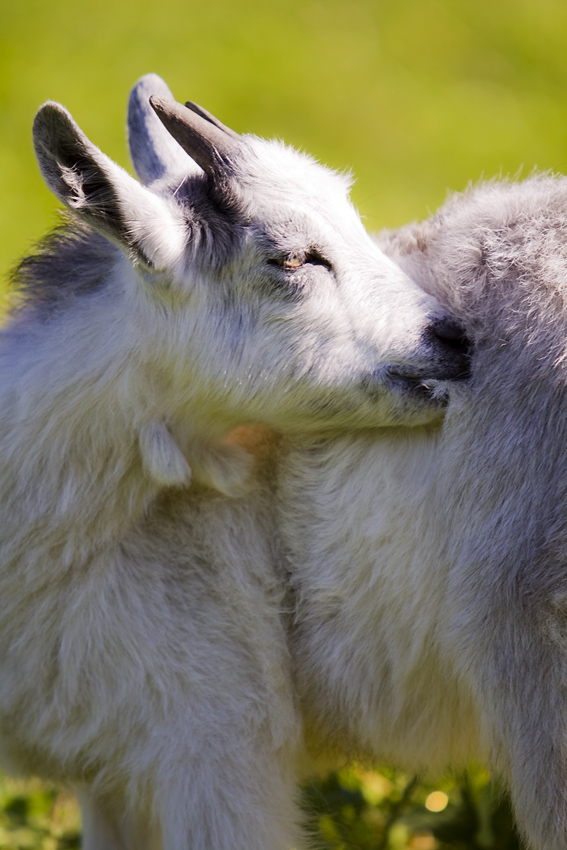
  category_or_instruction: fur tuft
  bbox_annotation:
[139,421,192,487]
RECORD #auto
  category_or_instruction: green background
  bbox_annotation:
[1,0,566,304]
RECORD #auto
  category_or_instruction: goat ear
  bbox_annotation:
[128,73,201,185]
[33,101,185,269]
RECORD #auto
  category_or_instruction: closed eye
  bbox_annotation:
[267,249,333,272]
[305,249,333,270]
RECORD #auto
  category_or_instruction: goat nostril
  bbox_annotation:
[430,318,470,356]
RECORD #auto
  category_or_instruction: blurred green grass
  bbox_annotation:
[1,0,567,302]
[1,0,565,845]
[0,766,522,850]
[0,774,80,850]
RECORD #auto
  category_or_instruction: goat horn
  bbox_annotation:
[150,96,240,179]
[184,101,241,140]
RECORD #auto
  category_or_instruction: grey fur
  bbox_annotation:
[279,174,567,850]
[0,75,468,850]
[11,221,116,318]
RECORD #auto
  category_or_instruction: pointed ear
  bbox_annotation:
[33,101,186,269]
[128,73,201,185]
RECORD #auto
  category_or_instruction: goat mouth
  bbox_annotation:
[388,351,472,386]
[362,368,449,407]
[387,372,448,405]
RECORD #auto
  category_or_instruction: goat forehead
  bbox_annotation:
[250,203,362,252]
[448,178,567,244]
[240,176,367,253]
[405,179,567,335]
[234,137,354,209]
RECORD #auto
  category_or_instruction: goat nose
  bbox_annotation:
[429,316,470,357]
[423,315,472,381]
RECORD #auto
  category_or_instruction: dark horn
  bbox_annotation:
[149,96,240,179]
[184,101,241,140]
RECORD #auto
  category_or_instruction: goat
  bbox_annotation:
[0,74,468,850]
[279,174,567,850]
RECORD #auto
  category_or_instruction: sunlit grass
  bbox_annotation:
[425,792,449,813]
[0,767,520,849]
[301,766,519,849]
[0,775,80,850]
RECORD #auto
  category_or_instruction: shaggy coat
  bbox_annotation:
[279,175,567,850]
[0,75,467,850]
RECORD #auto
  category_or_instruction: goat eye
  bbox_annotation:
[282,256,303,270]
[267,255,304,271]
[305,249,332,271]
[267,251,332,272]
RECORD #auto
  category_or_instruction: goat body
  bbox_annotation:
[0,75,467,849]
[280,176,567,850]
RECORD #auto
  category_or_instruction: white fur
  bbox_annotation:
[139,420,192,487]
[279,175,567,850]
[0,75,466,850]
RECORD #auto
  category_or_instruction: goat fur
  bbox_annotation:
[279,174,567,850]
[0,74,467,850]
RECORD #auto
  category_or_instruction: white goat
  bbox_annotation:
[279,175,567,850]
[0,75,468,850]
